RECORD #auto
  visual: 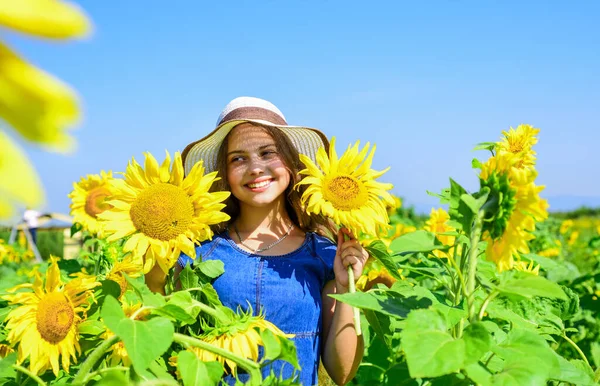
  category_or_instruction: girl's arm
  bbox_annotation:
[321,228,367,385]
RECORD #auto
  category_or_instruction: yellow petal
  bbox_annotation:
[0,43,79,152]
[0,131,44,219]
[158,150,171,183]
[0,0,92,39]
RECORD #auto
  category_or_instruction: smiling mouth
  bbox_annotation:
[246,180,272,189]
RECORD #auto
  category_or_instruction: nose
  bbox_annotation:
[248,156,266,175]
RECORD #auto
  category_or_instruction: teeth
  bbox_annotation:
[248,180,271,189]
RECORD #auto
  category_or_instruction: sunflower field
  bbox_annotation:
[1,123,600,386]
[1,3,600,385]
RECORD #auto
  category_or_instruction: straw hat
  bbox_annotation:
[182,97,329,175]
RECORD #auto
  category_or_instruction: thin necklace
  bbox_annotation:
[232,223,294,253]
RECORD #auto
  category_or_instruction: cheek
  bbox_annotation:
[227,165,243,186]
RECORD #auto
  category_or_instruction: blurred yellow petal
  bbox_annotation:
[0,43,79,152]
[0,132,44,218]
[0,0,91,39]
[0,199,15,218]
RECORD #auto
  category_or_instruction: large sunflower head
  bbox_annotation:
[1,257,100,376]
[188,311,293,375]
[68,170,115,234]
[479,149,548,272]
[98,151,230,274]
[297,137,394,238]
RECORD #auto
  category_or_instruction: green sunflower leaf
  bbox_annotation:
[177,350,223,386]
[116,316,174,373]
[100,295,126,333]
[389,230,447,255]
[179,264,199,290]
[365,240,402,280]
[260,328,300,370]
[491,328,558,386]
[124,274,166,307]
[400,309,465,378]
[496,272,567,300]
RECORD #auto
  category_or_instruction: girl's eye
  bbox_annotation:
[229,156,244,163]
[261,150,277,158]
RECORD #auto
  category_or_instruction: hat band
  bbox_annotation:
[219,106,287,126]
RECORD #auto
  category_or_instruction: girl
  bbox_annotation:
[175,97,367,385]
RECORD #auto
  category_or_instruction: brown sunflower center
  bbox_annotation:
[85,186,113,218]
[36,292,74,343]
[129,183,194,241]
[323,175,368,210]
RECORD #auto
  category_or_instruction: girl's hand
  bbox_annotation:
[334,228,369,290]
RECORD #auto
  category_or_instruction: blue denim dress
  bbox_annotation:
[178,231,336,386]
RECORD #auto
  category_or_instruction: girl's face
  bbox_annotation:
[226,124,291,209]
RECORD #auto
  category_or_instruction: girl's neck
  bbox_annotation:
[235,200,292,234]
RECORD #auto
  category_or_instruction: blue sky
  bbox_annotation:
[4,0,599,216]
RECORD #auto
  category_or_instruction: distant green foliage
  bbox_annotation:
[551,206,600,219]
[0,228,64,259]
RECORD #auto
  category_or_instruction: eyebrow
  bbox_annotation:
[227,144,277,157]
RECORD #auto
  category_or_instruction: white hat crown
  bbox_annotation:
[216,96,286,126]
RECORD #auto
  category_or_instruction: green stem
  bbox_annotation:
[12,365,46,386]
[467,210,485,323]
[173,333,262,383]
[164,287,204,299]
[448,249,469,300]
[478,291,499,321]
[73,335,119,385]
[82,366,129,384]
[347,265,362,336]
[562,333,590,367]
[130,306,153,320]
[164,289,223,320]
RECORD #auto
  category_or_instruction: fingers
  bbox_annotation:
[340,252,362,269]
[341,227,356,240]
[337,228,345,247]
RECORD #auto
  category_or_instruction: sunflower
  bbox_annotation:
[0,240,34,264]
[69,170,115,234]
[568,231,579,246]
[297,137,394,238]
[105,255,143,298]
[98,151,230,275]
[0,0,91,218]
[0,0,90,151]
[559,220,573,235]
[2,257,100,376]
[537,248,560,258]
[423,208,456,259]
[513,260,540,275]
[496,124,540,169]
[479,151,548,272]
[356,258,403,292]
[185,313,293,375]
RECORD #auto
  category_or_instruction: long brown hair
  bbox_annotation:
[210,124,337,239]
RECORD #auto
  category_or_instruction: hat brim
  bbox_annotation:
[182,119,329,175]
